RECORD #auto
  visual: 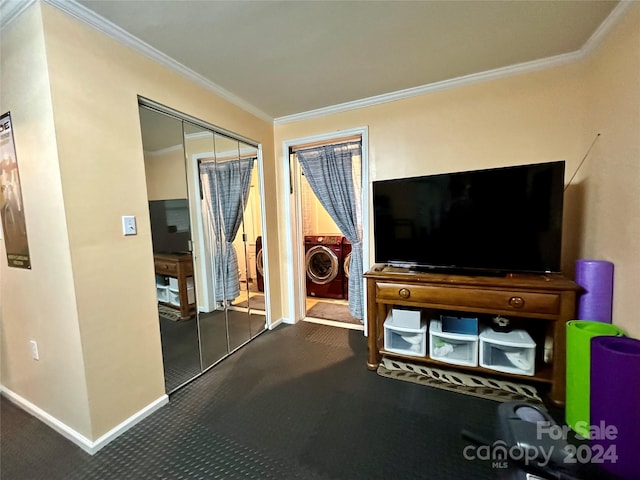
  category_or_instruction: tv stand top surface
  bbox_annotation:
[365,264,579,291]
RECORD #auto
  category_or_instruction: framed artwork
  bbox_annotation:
[1,111,31,269]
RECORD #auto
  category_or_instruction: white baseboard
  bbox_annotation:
[303,317,365,331]
[0,385,168,455]
[269,317,285,329]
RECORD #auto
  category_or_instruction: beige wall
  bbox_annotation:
[1,2,278,441]
[580,4,640,338]
[275,5,640,338]
[0,5,92,436]
[276,62,588,297]
[144,149,188,201]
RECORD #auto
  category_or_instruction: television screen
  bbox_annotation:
[148,199,191,253]
[372,161,565,275]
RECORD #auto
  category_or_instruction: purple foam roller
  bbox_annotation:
[590,336,640,479]
[575,259,614,323]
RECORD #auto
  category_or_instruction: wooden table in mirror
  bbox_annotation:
[154,253,196,320]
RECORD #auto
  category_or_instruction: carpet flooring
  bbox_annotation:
[159,315,202,391]
[2,322,540,480]
[160,308,266,392]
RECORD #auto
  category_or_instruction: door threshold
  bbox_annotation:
[303,317,364,331]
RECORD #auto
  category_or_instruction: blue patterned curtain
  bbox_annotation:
[200,158,254,302]
[296,142,363,319]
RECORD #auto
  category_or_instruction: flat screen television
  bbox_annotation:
[372,161,565,275]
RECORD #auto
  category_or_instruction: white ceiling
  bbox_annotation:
[3,0,627,121]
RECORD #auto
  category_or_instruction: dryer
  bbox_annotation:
[256,236,264,292]
[305,235,344,299]
[341,237,352,299]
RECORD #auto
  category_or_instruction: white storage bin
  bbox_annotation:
[168,288,180,306]
[186,286,195,305]
[156,285,169,303]
[384,312,427,357]
[169,277,179,290]
[429,319,478,367]
[480,328,536,376]
[392,307,423,329]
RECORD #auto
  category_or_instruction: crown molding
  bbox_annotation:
[0,0,37,30]
[274,50,582,125]
[580,0,636,57]
[274,0,635,125]
[4,0,633,127]
[143,144,183,157]
[41,0,273,123]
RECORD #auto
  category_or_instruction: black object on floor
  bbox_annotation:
[1,322,500,479]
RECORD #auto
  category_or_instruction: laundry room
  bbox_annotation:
[297,150,362,328]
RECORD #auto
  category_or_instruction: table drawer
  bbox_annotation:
[154,260,178,276]
[375,282,560,315]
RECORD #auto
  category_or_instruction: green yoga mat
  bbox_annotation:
[565,320,625,438]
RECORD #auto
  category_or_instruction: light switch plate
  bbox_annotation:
[122,215,137,236]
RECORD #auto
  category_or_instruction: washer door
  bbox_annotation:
[306,245,339,284]
[344,252,351,278]
[256,248,264,276]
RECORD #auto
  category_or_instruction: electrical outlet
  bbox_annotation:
[30,340,39,360]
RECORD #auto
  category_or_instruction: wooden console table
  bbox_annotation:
[154,253,195,320]
[365,265,580,405]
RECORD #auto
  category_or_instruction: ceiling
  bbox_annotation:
[72,0,623,121]
[4,0,625,121]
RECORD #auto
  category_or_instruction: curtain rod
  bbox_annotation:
[289,134,362,153]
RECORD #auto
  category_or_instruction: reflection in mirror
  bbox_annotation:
[207,133,251,352]
[183,121,229,370]
[238,141,266,339]
[140,106,201,393]
[140,98,268,392]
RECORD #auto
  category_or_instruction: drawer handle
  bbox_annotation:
[398,288,411,299]
[509,296,525,308]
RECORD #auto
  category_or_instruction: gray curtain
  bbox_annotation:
[296,142,363,319]
[200,158,255,302]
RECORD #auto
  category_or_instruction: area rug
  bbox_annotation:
[158,304,182,321]
[307,301,362,325]
[377,357,542,403]
[233,293,265,311]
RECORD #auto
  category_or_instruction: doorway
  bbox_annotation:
[139,99,269,393]
[282,127,370,331]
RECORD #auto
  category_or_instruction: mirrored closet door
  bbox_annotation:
[140,103,267,393]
